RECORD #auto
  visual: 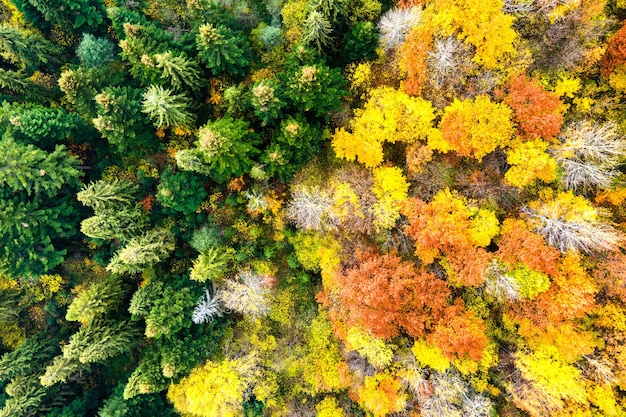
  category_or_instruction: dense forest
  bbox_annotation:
[2,0,626,415]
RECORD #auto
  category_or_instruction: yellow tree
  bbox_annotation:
[428,0,517,69]
[167,358,253,417]
[436,95,514,160]
[332,87,439,168]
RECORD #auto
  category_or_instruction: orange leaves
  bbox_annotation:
[403,189,499,286]
[337,250,450,339]
[601,21,626,77]
[503,74,563,142]
[496,219,560,278]
[437,95,514,160]
[400,25,432,97]
[429,302,488,361]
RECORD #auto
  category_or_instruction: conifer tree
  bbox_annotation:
[196,23,251,76]
[77,178,138,212]
[154,51,202,91]
[65,275,127,325]
[107,228,176,274]
[0,24,60,70]
[0,137,80,197]
[80,205,147,241]
[141,85,194,130]
[93,86,156,155]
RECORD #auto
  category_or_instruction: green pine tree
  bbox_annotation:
[107,228,176,274]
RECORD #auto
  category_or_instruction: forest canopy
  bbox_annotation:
[1,0,626,416]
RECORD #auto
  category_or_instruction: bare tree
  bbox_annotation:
[378,7,421,52]
[553,121,626,191]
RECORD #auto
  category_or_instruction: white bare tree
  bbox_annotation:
[553,121,626,191]
[286,187,339,231]
[219,271,271,318]
[192,286,225,324]
[377,7,421,52]
[522,204,622,253]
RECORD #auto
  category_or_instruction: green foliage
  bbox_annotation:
[196,23,251,76]
[107,228,175,274]
[63,320,140,365]
[175,115,260,183]
[78,179,138,212]
[141,85,194,130]
[76,34,116,68]
[154,51,203,92]
[189,223,221,252]
[250,79,285,125]
[156,168,207,215]
[190,246,234,282]
[93,86,157,155]
[99,383,177,417]
[0,333,58,381]
[263,114,323,181]
[283,63,347,118]
[302,11,333,53]
[0,196,74,279]
[0,68,29,93]
[129,280,163,318]
[16,0,106,32]
[0,137,80,197]
[144,286,196,339]
[0,103,91,149]
[0,136,80,279]
[80,205,147,241]
[343,21,379,62]
[65,275,127,325]
[0,24,60,70]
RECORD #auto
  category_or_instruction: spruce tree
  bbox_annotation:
[107,228,176,274]
[77,178,138,212]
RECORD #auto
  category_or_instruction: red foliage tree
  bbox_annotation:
[601,22,626,77]
[503,74,563,142]
[337,250,450,340]
[428,301,488,361]
[496,219,561,278]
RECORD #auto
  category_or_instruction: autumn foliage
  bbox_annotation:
[436,95,514,160]
[601,21,626,77]
[503,74,563,142]
[403,189,499,286]
[400,25,432,97]
[335,250,450,339]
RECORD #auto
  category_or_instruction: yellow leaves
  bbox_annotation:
[316,397,345,417]
[372,166,409,202]
[428,0,517,69]
[608,64,626,92]
[372,166,409,231]
[346,326,395,369]
[508,265,551,300]
[332,87,439,168]
[412,339,450,372]
[358,373,407,417]
[468,209,500,247]
[554,73,582,98]
[515,345,587,405]
[437,95,514,160]
[588,384,624,417]
[167,359,248,417]
[519,311,585,351]
[301,312,349,394]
